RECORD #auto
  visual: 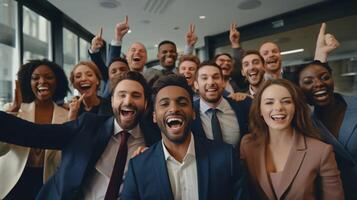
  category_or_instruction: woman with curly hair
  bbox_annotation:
[240,79,344,199]
[0,59,70,199]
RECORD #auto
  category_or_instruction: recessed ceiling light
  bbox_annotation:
[173,26,180,30]
[3,3,9,7]
[238,0,261,10]
[99,0,120,9]
[128,29,132,33]
[154,44,158,48]
[281,48,304,55]
[199,16,206,19]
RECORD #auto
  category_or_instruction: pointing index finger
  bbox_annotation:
[125,15,128,25]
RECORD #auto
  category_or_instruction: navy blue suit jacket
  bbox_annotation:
[122,136,249,200]
[89,45,122,98]
[0,112,160,200]
[192,96,251,147]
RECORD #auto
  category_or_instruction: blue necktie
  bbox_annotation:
[210,108,223,142]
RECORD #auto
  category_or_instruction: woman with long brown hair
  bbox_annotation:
[240,79,343,199]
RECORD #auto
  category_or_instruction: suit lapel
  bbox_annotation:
[192,100,207,139]
[195,138,209,200]
[254,136,276,200]
[276,132,306,199]
[338,95,357,148]
[154,143,174,199]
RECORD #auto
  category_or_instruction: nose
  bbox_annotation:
[123,95,133,104]
[273,101,283,111]
[168,101,179,113]
[38,76,46,84]
[207,77,214,84]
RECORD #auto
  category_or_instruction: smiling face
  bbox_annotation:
[259,42,282,74]
[157,43,177,69]
[194,65,225,105]
[72,64,100,97]
[241,54,265,87]
[31,65,57,102]
[298,64,334,107]
[111,79,147,130]
[178,60,198,86]
[108,61,129,82]
[127,42,147,72]
[260,84,295,132]
[153,85,195,144]
[215,54,233,79]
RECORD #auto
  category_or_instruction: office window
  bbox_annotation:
[0,0,19,109]
[79,37,90,61]
[22,6,51,63]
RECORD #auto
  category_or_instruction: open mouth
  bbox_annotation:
[37,86,50,95]
[133,57,141,62]
[271,114,287,121]
[120,107,136,117]
[165,116,184,131]
[165,57,174,64]
[313,89,329,101]
[248,71,258,79]
[80,83,91,90]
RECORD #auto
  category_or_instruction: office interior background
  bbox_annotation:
[0,0,357,109]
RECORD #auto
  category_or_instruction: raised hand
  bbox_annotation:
[68,94,84,121]
[90,27,104,52]
[228,92,253,102]
[230,22,240,48]
[314,23,340,62]
[114,15,129,42]
[6,80,23,113]
[186,24,198,47]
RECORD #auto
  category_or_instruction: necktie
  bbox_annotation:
[210,108,223,142]
[104,131,130,200]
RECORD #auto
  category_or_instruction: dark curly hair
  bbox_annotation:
[152,74,194,106]
[17,59,70,103]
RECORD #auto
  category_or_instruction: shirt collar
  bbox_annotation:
[249,85,256,96]
[162,133,196,162]
[113,119,142,138]
[200,97,229,114]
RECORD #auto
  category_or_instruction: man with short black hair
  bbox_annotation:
[122,74,249,199]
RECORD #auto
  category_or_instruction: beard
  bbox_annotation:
[113,104,144,131]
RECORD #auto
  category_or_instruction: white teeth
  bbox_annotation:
[80,83,91,87]
[38,86,48,90]
[122,108,134,112]
[207,88,217,92]
[314,90,327,95]
[167,118,182,123]
[271,114,286,120]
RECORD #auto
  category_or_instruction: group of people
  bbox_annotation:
[0,16,356,200]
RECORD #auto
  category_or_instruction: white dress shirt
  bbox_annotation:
[162,134,199,200]
[225,80,234,94]
[199,98,241,145]
[83,119,145,200]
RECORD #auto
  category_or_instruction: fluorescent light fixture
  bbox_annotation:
[281,48,304,55]
[199,16,206,19]
[3,3,8,7]
[341,72,357,77]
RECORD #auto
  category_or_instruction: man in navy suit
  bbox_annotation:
[192,61,251,148]
[122,74,248,199]
[0,71,160,199]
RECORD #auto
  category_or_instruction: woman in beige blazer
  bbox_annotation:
[0,60,70,199]
[240,79,344,200]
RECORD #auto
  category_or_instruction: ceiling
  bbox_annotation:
[47,0,326,61]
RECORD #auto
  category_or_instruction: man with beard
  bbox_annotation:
[0,71,160,199]
[240,50,266,96]
[144,40,178,86]
[192,61,250,147]
[121,74,249,199]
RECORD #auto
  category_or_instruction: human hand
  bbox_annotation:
[90,27,104,52]
[230,22,240,48]
[186,24,198,47]
[228,92,253,102]
[68,94,84,121]
[131,146,149,158]
[114,15,129,42]
[314,23,340,62]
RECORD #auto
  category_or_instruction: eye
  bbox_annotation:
[282,99,292,104]
[264,101,274,105]
[321,74,331,81]
[302,78,313,85]
[31,75,39,80]
[159,101,169,107]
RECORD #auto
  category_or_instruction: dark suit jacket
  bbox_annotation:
[122,136,249,200]
[192,96,251,147]
[89,45,122,98]
[0,112,160,200]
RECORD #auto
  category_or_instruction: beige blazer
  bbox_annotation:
[240,132,344,200]
[0,102,68,199]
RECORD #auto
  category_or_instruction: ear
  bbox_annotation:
[192,110,196,120]
[153,111,157,123]
[241,69,246,77]
[194,80,199,91]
